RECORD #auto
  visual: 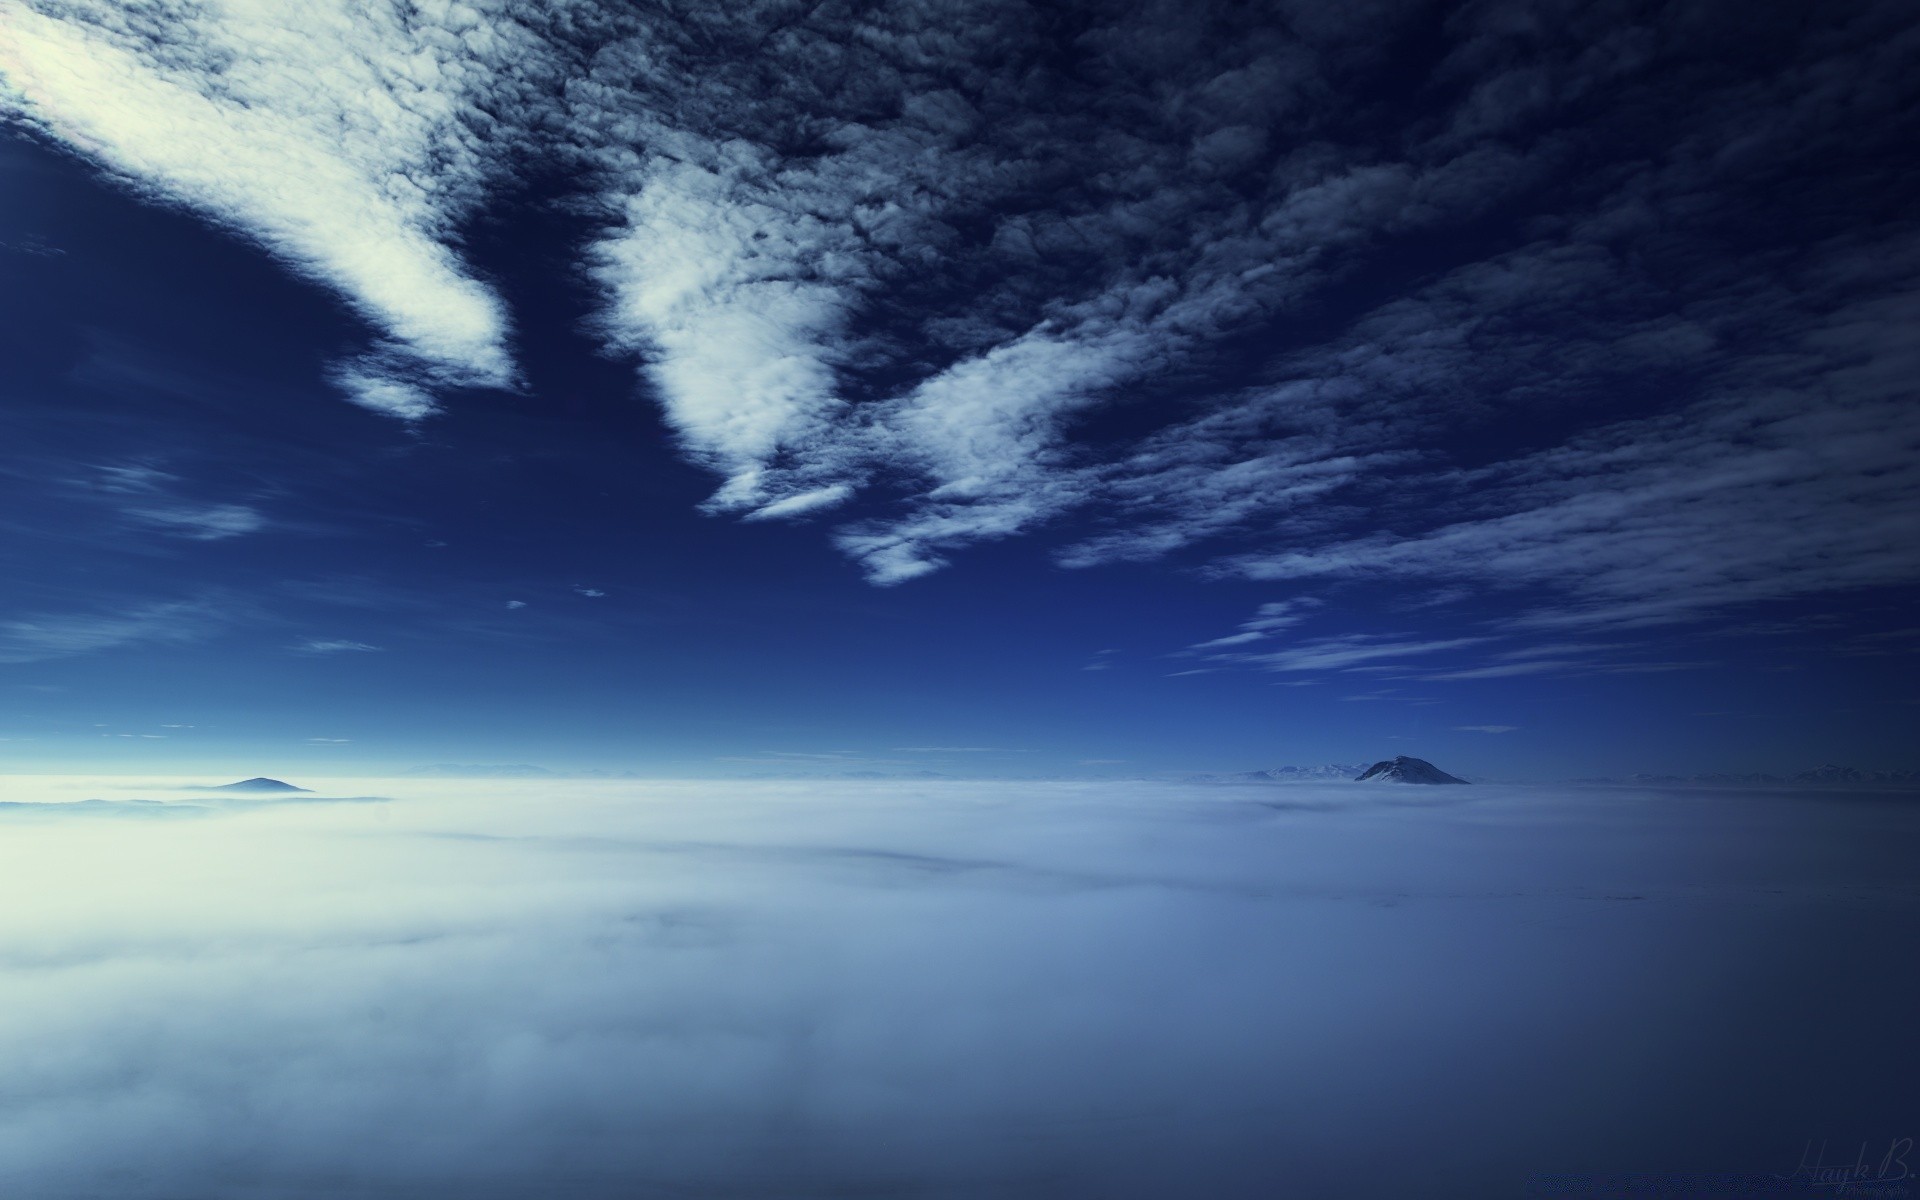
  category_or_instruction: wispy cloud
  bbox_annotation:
[1183,599,1325,653]
[1424,661,1579,681]
[1424,659,1708,682]
[46,462,270,544]
[1455,725,1518,734]
[1188,631,1265,650]
[293,639,381,655]
[1226,635,1490,674]
[0,599,222,663]
[127,504,265,541]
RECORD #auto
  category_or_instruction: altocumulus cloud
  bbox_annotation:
[3,0,1917,626]
[0,777,1914,1198]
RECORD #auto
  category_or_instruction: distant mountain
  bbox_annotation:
[1787,764,1914,785]
[402,764,557,778]
[1186,764,1371,784]
[200,777,311,793]
[1355,757,1468,785]
[1575,765,1920,787]
[2,798,210,816]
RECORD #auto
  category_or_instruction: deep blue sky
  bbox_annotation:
[2,0,1916,779]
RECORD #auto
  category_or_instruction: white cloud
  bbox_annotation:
[0,0,535,415]
[744,484,855,522]
[329,367,442,421]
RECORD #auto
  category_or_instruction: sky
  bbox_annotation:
[2,0,1917,779]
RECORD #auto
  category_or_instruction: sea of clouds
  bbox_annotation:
[0,776,1913,1198]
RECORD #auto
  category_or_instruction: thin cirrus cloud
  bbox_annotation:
[50,462,268,542]
[2,0,1916,629]
[0,598,221,664]
[126,503,265,541]
[1183,599,1324,652]
[293,639,382,655]
[1218,635,1491,674]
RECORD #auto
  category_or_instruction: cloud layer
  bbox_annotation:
[0,775,1914,1197]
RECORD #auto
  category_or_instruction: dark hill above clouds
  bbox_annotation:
[1355,757,1468,785]
[198,778,311,793]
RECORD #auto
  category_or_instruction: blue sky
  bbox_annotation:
[1,0,1916,779]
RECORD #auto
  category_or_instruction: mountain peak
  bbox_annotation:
[1355,756,1468,785]
[205,777,311,793]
